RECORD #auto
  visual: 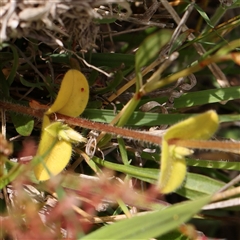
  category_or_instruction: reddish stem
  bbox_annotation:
[0,100,162,145]
[1,100,239,154]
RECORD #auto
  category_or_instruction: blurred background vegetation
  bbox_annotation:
[0,0,240,239]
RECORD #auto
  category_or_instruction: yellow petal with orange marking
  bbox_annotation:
[46,69,89,117]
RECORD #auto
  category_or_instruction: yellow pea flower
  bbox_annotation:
[46,69,89,117]
[158,110,219,194]
[34,117,86,181]
[45,121,87,143]
[34,116,72,181]
[34,69,89,181]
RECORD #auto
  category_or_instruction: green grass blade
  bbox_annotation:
[186,158,240,170]
[194,3,214,29]
[82,196,210,240]
[92,158,226,198]
[135,30,172,89]
[139,86,240,108]
[177,173,225,199]
[83,109,240,126]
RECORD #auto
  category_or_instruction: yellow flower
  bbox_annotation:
[34,69,89,181]
[46,69,89,117]
[158,110,219,194]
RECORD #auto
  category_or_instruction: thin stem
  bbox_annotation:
[211,186,240,203]
[0,100,161,144]
[171,139,240,155]
[142,52,237,94]
[202,5,226,34]
[217,174,240,193]
[161,0,229,87]
[0,100,239,154]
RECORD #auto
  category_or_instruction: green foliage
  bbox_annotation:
[82,196,210,240]
[0,1,240,239]
[135,30,172,89]
[10,113,34,136]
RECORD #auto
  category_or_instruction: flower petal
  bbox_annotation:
[34,117,73,181]
[165,110,219,141]
[158,111,219,194]
[46,69,89,117]
[158,143,188,194]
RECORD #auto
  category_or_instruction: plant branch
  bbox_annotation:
[0,100,239,154]
[0,100,161,145]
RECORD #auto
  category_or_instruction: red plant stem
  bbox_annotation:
[0,101,45,119]
[1,100,239,154]
[62,114,162,145]
[170,139,240,155]
[0,100,162,145]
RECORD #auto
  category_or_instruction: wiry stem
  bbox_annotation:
[0,100,239,154]
[170,139,240,155]
[0,100,162,144]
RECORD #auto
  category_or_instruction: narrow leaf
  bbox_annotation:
[135,30,172,71]
[82,196,210,240]
[135,30,172,89]
[177,173,226,199]
[20,76,44,90]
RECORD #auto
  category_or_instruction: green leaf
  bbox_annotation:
[135,30,172,72]
[83,109,239,127]
[20,76,44,90]
[0,70,9,98]
[93,156,158,182]
[194,4,214,29]
[139,86,240,109]
[92,157,226,199]
[0,43,19,86]
[49,53,135,68]
[186,158,240,170]
[82,196,210,240]
[87,53,135,67]
[10,113,34,136]
[177,173,225,199]
[0,52,14,62]
[117,137,130,166]
[0,159,25,189]
[135,30,172,89]
[134,151,239,171]
[93,71,123,94]
[169,30,192,54]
